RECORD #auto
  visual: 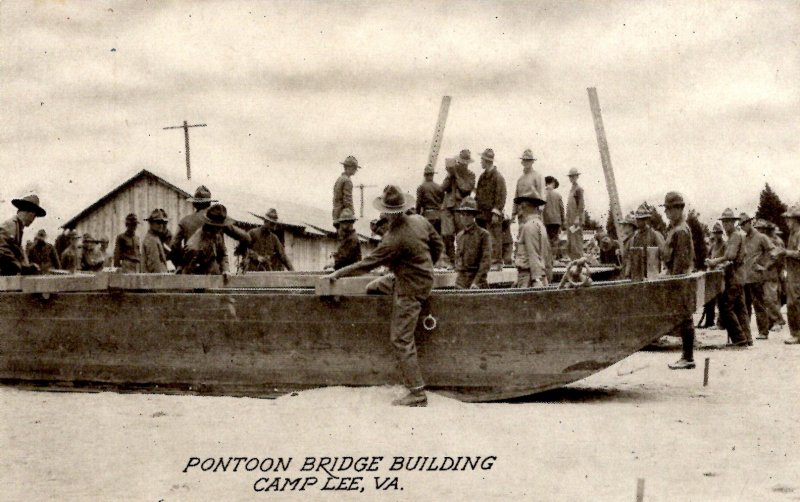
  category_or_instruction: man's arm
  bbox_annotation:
[275,237,294,271]
[0,230,22,274]
[113,235,123,267]
[415,185,423,215]
[558,194,565,225]
[343,178,353,211]
[671,229,694,275]
[329,239,395,279]
[575,187,585,225]
[475,231,492,285]
[427,219,444,265]
[50,246,61,270]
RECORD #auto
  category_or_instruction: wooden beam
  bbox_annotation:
[108,273,223,290]
[427,96,451,170]
[0,276,22,292]
[22,273,110,293]
[587,88,623,239]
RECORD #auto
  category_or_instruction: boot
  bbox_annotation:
[668,358,696,370]
[392,388,427,407]
[756,333,769,340]
[785,337,800,345]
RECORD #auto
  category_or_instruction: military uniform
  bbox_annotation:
[60,245,81,272]
[565,173,585,260]
[514,213,551,287]
[332,173,353,223]
[81,248,106,272]
[0,216,27,275]
[717,224,751,345]
[741,222,774,338]
[764,232,786,328]
[475,155,507,265]
[512,170,544,220]
[244,227,293,272]
[415,179,444,235]
[333,230,361,270]
[142,230,169,273]
[114,232,141,273]
[26,240,60,274]
[785,224,800,342]
[441,154,477,265]
[543,187,565,258]
[180,230,227,275]
[455,222,492,289]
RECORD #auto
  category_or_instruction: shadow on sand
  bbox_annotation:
[502,385,655,404]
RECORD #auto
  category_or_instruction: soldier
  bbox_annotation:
[707,209,751,346]
[514,190,550,287]
[453,197,491,289]
[80,234,106,272]
[325,185,443,407]
[54,228,70,258]
[332,208,361,270]
[776,205,800,344]
[543,176,565,259]
[475,148,507,268]
[0,195,46,276]
[59,230,82,273]
[661,192,697,370]
[739,212,775,340]
[701,222,727,329]
[242,208,294,272]
[114,213,141,273]
[631,202,665,271]
[511,149,544,222]
[415,164,443,236]
[618,211,637,278]
[756,220,786,331]
[26,229,60,274]
[141,209,170,273]
[332,155,360,224]
[565,168,585,260]
[180,204,230,275]
[440,150,477,266]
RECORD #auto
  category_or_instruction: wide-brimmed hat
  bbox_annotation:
[340,155,361,169]
[520,149,537,161]
[782,205,800,219]
[372,185,415,214]
[514,190,546,207]
[634,202,654,219]
[618,211,637,227]
[480,148,495,162]
[739,212,754,224]
[125,213,139,224]
[712,222,724,234]
[660,191,686,208]
[423,164,436,175]
[35,229,47,238]
[82,233,102,244]
[453,197,480,213]
[186,185,218,204]
[335,207,358,224]
[718,208,739,221]
[456,149,474,164]
[544,175,559,189]
[12,194,46,217]
[263,208,279,223]
[144,208,169,223]
[567,168,581,177]
[203,204,232,227]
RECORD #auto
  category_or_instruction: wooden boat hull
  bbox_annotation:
[0,272,716,402]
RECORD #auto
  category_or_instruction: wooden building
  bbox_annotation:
[61,169,375,271]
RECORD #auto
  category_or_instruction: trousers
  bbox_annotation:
[744,282,769,336]
[545,224,561,259]
[763,279,785,326]
[567,225,583,260]
[476,213,503,265]
[391,294,426,390]
[719,282,750,344]
[455,270,488,289]
[787,280,800,339]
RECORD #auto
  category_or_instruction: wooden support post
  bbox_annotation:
[587,88,623,240]
[703,357,710,386]
[427,96,451,170]
[636,478,645,501]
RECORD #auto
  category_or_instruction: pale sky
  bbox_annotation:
[1,0,798,236]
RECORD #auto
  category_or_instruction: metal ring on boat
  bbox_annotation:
[422,314,437,331]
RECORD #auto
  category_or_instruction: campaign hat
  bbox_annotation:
[372,185,415,214]
[12,194,46,217]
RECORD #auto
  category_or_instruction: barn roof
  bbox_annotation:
[62,168,375,241]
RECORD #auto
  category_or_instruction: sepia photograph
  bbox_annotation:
[1,1,798,500]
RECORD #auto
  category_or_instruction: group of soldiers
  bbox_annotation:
[0,187,296,277]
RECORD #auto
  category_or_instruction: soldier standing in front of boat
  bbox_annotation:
[59,230,81,273]
[543,176,565,260]
[80,234,106,272]
[701,222,727,329]
[738,212,775,341]
[661,192,697,370]
[617,211,637,278]
[141,209,170,273]
[114,213,141,273]
[0,194,46,276]
[453,197,491,289]
[240,208,294,272]
[775,205,800,344]
[325,185,444,407]
[475,148,507,269]
[706,209,751,347]
[565,168,585,260]
[631,202,666,269]
[332,155,360,224]
[415,164,444,237]
[180,204,231,275]
[26,229,60,274]
[511,149,543,223]
[513,190,550,287]
[756,219,786,332]
[440,151,477,267]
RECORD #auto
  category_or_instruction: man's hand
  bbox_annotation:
[532,278,544,288]
[324,271,341,282]
[469,283,480,290]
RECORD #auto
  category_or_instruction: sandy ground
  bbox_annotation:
[1,319,799,502]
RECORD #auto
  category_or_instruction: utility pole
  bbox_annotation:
[163,120,207,180]
[356,184,377,218]
[587,88,623,240]
[427,96,451,170]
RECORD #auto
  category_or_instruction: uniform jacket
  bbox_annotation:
[786,228,800,283]
[663,220,695,275]
[475,166,507,217]
[415,181,444,216]
[0,216,26,275]
[722,230,747,286]
[333,230,362,270]
[244,227,293,272]
[455,223,491,284]
[765,234,785,281]
[514,213,551,279]
[512,170,544,218]
[543,189,565,226]
[170,210,249,266]
[332,173,353,222]
[141,230,169,273]
[114,231,141,268]
[335,214,444,297]
[565,184,585,226]
[741,228,774,284]
[81,248,106,272]
[441,167,476,209]
[60,246,81,272]
[26,241,60,273]
[180,228,228,275]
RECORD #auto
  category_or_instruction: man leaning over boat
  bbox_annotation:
[325,185,444,407]
[0,194,46,276]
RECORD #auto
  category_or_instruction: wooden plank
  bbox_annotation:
[22,273,110,293]
[587,87,623,241]
[0,276,22,292]
[108,273,222,290]
[427,96,451,170]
